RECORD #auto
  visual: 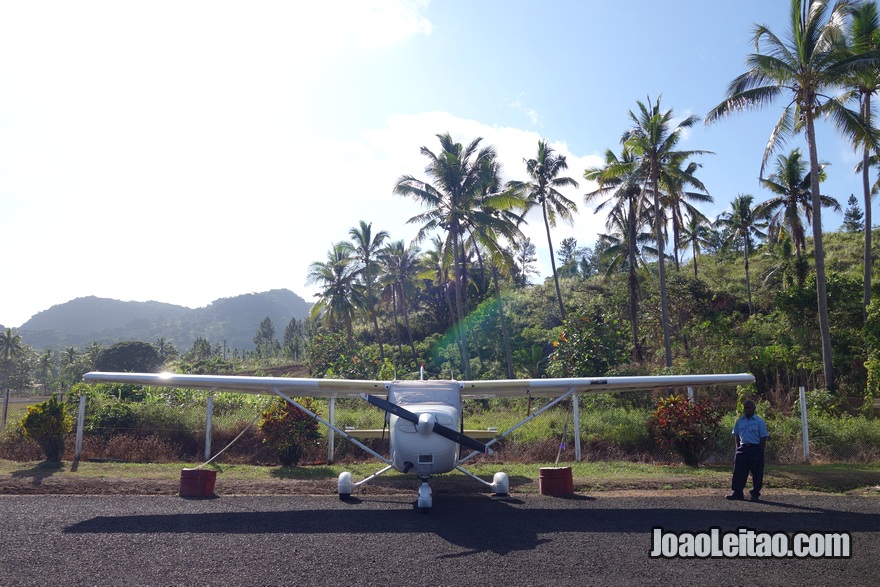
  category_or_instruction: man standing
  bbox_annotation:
[726,399,769,501]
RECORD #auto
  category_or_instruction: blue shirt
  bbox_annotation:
[732,414,768,445]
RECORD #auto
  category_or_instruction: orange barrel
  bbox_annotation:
[538,466,574,496]
[179,468,217,498]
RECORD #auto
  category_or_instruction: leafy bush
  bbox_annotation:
[20,394,73,462]
[86,401,138,436]
[792,388,848,418]
[259,397,321,466]
[546,311,629,377]
[307,330,377,379]
[649,394,722,467]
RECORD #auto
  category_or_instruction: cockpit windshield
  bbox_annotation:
[388,382,461,410]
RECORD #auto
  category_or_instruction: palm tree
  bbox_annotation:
[1,328,24,428]
[706,0,879,390]
[349,220,390,360]
[394,132,499,379]
[585,146,647,361]
[679,212,715,279]
[508,139,579,320]
[61,346,80,384]
[379,240,422,363]
[623,96,706,367]
[596,205,658,277]
[37,349,55,386]
[154,337,178,364]
[306,242,361,346]
[716,194,768,316]
[420,234,457,344]
[844,2,880,318]
[658,154,714,270]
[464,159,526,379]
[756,149,840,286]
[85,342,103,370]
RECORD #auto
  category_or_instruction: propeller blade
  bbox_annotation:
[431,422,493,454]
[360,393,492,454]
[360,393,418,424]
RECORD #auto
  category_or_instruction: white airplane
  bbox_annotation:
[82,370,754,512]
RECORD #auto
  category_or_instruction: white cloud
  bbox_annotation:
[0,1,612,327]
[506,92,541,126]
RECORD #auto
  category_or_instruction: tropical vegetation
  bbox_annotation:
[3,0,880,467]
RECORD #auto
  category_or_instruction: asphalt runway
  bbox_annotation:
[1,492,878,586]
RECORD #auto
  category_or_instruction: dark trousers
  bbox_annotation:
[731,444,764,496]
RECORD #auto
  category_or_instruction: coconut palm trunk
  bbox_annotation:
[862,94,873,320]
[627,195,642,362]
[452,227,472,379]
[652,173,673,367]
[744,234,754,315]
[542,202,566,321]
[490,265,515,378]
[805,113,834,390]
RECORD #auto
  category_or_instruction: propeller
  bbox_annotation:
[360,393,493,455]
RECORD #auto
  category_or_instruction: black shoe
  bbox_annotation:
[750,493,761,502]
[725,493,744,501]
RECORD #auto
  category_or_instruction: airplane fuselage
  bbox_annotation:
[389,404,460,476]
[386,382,463,477]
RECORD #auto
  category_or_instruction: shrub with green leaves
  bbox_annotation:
[259,397,321,466]
[546,310,629,377]
[649,394,722,467]
[20,393,73,462]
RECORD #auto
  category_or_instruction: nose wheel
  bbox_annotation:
[417,479,432,514]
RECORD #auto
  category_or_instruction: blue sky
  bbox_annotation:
[0,0,869,329]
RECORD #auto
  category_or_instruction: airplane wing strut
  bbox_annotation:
[271,387,392,466]
[458,386,576,465]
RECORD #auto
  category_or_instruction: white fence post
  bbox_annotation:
[75,394,86,460]
[1,387,8,430]
[573,394,581,462]
[204,392,214,461]
[328,397,335,464]
[799,386,810,464]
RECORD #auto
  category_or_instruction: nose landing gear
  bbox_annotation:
[417,479,432,514]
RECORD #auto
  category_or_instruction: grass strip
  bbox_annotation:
[1,459,878,495]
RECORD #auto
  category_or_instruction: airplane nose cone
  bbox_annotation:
[417,412,434,434]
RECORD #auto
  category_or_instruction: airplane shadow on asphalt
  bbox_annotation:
[63,495,880,556]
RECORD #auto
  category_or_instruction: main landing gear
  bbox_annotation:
[336,469,510,514]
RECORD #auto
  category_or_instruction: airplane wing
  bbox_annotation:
[82,371,387,398]
[82,371,754,399]
[459,373,755,398]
